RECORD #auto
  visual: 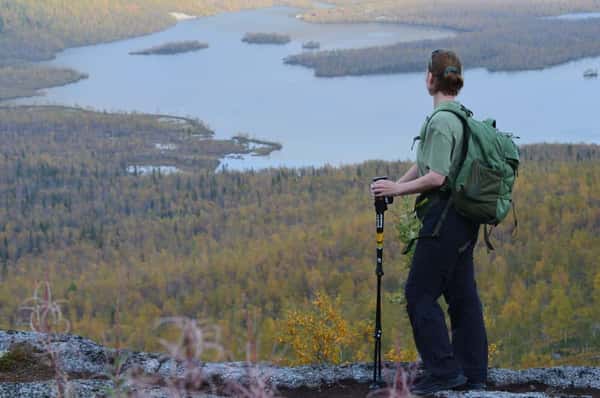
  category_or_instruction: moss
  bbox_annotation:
[0,343,37,372]
[0,342,54,382]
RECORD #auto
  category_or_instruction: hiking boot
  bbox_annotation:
[465,381,486,390]
[410,372,467,396]
[412,369,429,384]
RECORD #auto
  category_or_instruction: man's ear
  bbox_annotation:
[426,71,434,87]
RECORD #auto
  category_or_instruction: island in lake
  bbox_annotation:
[302,41,321,50]
[242,32,291,45]
[129,40,209,55]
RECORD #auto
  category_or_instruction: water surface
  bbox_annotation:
[19,7,600,170]
[543,12,600,20]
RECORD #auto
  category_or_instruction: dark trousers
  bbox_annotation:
[405,197,488,383]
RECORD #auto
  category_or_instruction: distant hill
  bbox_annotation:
[519,143,600,162]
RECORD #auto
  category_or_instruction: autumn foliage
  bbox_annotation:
[279,293,356,365]
[0,139,598,368]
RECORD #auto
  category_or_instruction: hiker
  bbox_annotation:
[370,49,488,395]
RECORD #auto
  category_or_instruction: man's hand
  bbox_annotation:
[370,171,446,198]
[371,179,401,198]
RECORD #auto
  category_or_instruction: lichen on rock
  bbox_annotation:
[0,330,599,398]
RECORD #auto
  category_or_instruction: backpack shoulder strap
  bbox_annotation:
[434,104,472,185]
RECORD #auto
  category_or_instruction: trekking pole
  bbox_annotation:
[370,176,393,390]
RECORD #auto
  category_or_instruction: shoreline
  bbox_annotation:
[0,67,89,103]
[169,11,198,21]
[0,104,283,172]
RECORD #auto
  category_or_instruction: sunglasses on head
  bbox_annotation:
[428,49,444,70]
[428,49,461,76]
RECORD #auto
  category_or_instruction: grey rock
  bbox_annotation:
[488,367,600,390]
[0,330,107,375]
[1,330,598,397]
[0,380,224,398]
[199,361,399,389]
[435,392,549,398]
[0,379,112,398]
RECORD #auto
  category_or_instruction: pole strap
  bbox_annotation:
[402,196,453,255]
[483,225,495,252]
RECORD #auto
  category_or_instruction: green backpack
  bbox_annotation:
[406,102,519,253]
[442,102,519,224]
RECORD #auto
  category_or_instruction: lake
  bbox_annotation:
[543,12,600,20]
[18,6,600,170]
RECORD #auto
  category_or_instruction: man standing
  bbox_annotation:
[371,49,488,395]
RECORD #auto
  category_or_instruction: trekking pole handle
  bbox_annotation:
[372,177,390,276]
[372,176,394,214]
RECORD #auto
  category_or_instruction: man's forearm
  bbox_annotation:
[397,164,418,183]
[397,171,445,196]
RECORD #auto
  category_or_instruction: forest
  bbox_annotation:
[299,0,600,29]
[0,105,597,369]
[286,0,600,76]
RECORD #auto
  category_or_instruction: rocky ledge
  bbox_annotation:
[0,330,598,398]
